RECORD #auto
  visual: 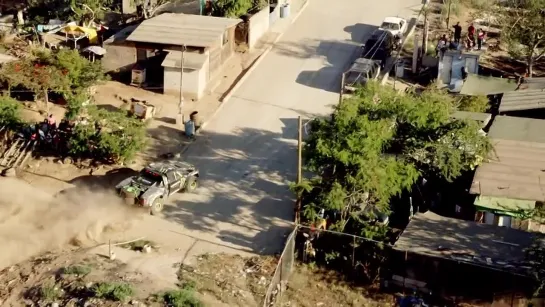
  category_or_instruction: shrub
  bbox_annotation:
[68,106,147,163]
[0,95,22,128]
[40,281,62,302]
[92,282,134,302]
[159,288,203,307]
[458,95,489,113]
[62,264,92,276]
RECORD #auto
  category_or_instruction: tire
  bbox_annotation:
[185,176,198,193]
[150,198,164,215]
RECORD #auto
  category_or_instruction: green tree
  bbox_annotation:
[457,95,489,113]
[211,0,253,18]
[0,57,69,111]
[51,49,107,92]
[497,0,545,76]
[68,106,147,163]
[0,95,23,128]
[297,82,492,237]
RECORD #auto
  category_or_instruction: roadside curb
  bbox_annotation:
[220,0,310,106]
[380,5,425,85]
[180,1,310,154]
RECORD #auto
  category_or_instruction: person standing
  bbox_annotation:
[468,23,476,48]
[477,29,486,50]
[453,22,462,43]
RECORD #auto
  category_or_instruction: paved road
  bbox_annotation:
[163,0,422,255]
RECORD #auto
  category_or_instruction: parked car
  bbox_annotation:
[342,58,381,94]
[379,16,408,37]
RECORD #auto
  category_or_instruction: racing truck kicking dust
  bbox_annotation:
[115,161,199,215]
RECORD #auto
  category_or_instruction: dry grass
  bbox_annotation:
[278,263,393,307]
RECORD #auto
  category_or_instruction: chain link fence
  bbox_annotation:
[262,227,297,307]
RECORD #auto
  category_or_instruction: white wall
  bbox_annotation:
[163,67,201,100]
[248,7,270,51]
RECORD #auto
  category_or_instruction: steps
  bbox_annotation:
[0,138,36,169]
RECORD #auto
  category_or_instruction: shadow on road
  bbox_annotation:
[343,23,378,42]
[273,24,377,93]
[62,167,139,192]
[150,119,307,254]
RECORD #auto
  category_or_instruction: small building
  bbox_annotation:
[103,13,241,100]
[470,116,545,232]
[389,211,542,305]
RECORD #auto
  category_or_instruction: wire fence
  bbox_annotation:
[262,227,297,307]
[262,219,545,307]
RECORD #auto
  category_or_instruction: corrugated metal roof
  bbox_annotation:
[161,51,206,69]
[459,74,518,96]
[488,115,545,143]
[500,89,545,112]
[104,25,138,44]
[126,13,241,48]
[394,211,536,274]
[518,77,545,90]
[470,138,545,201]
[471,116,545,201]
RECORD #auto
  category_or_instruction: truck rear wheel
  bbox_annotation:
[150,198,164,215]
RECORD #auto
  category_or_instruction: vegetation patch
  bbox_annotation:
[92,282,135,302]
[154,284,204,307]
[61,264,92,276]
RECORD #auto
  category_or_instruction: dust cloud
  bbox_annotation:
[0,177,139,270]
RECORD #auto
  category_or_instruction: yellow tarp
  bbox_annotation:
[62,25,98,44]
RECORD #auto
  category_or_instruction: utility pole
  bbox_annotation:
[422,7,429,60]
[177,45,187,126]
[446,0,453,29]
[296,116,303,224]
[339,73,345,104]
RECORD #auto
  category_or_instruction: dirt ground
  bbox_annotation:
[402,0,545,77]
[0,248,277,307]
[278,264,393,307]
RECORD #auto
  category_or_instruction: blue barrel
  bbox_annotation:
[185,120,195,137]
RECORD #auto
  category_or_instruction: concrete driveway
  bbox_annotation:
[163,0,423,255]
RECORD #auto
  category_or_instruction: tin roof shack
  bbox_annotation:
[103,13,240,100]
[102,25,139,81]
[470,116,545,233]
[390,211,540,305]
[128,13,240,100]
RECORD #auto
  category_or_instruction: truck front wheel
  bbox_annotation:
[150,198,164,215]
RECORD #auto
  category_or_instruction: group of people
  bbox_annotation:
[436,22,486,56]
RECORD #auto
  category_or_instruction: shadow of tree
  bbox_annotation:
[145,120,308,254]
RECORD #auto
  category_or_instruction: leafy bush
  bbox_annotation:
[158,288,203,307]
[53,49,108,92]
[0,95,23,128]
[40,281,62,302]
[92,282,134,301]
[458,95,489,113]
[68,106,147,163]
[64,92,92,121]
[62,264,92,276]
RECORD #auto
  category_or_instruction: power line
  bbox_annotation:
[347,31,388,87]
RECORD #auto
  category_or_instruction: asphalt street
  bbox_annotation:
[164,0,423,255]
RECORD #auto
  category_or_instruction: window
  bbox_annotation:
[166,170,176,183]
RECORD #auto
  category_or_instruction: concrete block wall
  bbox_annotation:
[248,7,270,51]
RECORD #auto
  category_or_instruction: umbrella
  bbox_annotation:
[83,46,107,55]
